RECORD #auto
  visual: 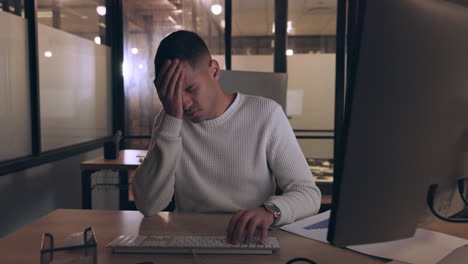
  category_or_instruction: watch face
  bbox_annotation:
[264,203,281,217]
[268,203,281,213]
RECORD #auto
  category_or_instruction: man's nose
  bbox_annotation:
[182,93,192,111]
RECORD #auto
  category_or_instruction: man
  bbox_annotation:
[133,30,321,245]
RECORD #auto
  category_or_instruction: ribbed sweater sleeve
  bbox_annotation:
[265,106,322,226]
[132,110,183,216]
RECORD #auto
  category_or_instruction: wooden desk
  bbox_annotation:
[80,149,147,210]
[1,209,467,264]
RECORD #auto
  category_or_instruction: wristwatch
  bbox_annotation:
[263,203,281,220]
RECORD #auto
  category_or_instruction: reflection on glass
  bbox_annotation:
[123,0,225,149]
[37,0,109,45]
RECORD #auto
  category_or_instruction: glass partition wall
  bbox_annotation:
[37,0,113,151]
[232,0,337,161]
[287,0,337,198]
[287,0,337,159]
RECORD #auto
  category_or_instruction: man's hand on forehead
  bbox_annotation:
[155,59,185,119]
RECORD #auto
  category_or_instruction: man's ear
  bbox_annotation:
[208,59,221,81]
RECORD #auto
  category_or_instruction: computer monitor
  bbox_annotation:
[328,0,468,246]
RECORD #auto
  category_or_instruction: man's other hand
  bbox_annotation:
[155,59,184,119]
[226,207,275,245]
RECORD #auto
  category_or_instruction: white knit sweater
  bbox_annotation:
[133,93,321,226]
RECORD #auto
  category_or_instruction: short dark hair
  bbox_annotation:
[154,30,210,78]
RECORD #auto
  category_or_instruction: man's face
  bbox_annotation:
[180,60,219,123]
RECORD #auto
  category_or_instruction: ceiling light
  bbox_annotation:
[44,51,53,57]
[168,16,177,25]
[211,4,222,15]
[139,64,144,69]
[96,6,106,16]
[94,36,101,45]
[287,21,293,33]
[131,48,139,55]
[286,49,294,56]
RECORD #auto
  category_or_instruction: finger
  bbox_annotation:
[158,59,179,98]
[243,218,258,244]
[174,66,184,112]
[156,59,172,85]
[167,62,183,99]
[159,59,179,98]
[163,59,180,96]
[156,59,172,94]
[227,210,247,243]
[232,211,253,244]
[226,210,244,243]
[259,224,269,245]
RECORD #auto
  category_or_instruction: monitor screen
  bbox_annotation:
[328,0,468,246]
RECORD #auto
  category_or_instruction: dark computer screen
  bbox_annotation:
[328,0,468,246]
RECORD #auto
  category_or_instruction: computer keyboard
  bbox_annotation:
[106,235,280,255]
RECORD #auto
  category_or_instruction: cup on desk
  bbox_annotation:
[104,130,122,160]
[104,141,119,160]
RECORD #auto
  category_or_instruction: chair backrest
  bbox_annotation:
[219,70,288,112]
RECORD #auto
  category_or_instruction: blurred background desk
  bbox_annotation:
[80,149,147,210]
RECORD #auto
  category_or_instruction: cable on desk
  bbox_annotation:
[427,184,468,223]
[458,178,468,206]
[286,257,317,264]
